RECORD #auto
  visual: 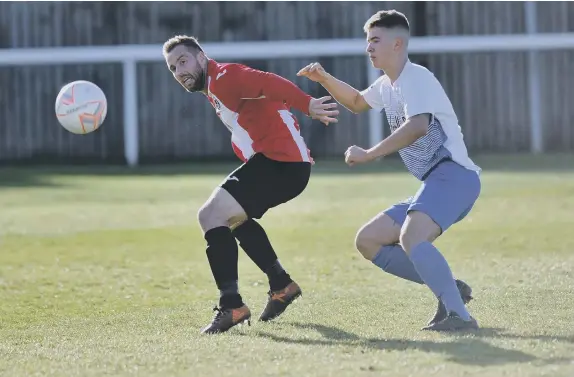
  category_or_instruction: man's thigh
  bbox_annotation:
[220,153,311,219]
[382,197,414,228]
[355,210,403,259]
[197,186,248,233]
[354,197,413,245]
[407,161,481,233]
[270,157,311,209]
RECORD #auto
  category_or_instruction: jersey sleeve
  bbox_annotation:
[228,65,312,116]
[359,76,385,112]
[401,72,437,119]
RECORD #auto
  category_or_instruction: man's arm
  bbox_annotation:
[233,66,312,115]
[297,62,376,114]
[366,114,430,159]
[227,65,339,125]
[345,113,430,166]
[320,74,372,114]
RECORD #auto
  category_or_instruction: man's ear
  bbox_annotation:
[197,51,207,66]
[394,36,405,51]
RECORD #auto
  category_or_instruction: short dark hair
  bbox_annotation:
[363,10,410,33]
[162,35,204,56]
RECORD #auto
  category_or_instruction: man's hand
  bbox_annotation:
[297,62,329,83]
[298,62,370,115]
[309,96,339,126]
[300,63,338,125]
[344,145,374,166]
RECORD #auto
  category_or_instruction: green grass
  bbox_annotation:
[1,154,574,377]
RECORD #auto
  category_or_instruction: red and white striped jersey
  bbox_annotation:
[205,59,313,163]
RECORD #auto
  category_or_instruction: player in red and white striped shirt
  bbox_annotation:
[163,35,338,334]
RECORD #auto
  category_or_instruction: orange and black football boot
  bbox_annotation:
[200,305,251,334]
[259,281,302,322]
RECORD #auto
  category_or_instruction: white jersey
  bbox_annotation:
[361,60,480,180]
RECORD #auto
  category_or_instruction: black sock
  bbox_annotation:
[265,260,292,291]
[233,219,292,291]
[204,226,243,309]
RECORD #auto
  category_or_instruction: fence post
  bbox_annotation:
[367,59,382,147]
[122,59,139,167]
[525,2,543,154]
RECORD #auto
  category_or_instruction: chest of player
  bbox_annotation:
[205,88,238,134]
[206,89,271,137]
[381,85,407,131]
[206,94,224,114]
[206,72,238,111]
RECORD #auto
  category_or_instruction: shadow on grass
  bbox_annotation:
[254,322,573,367]
[460,327,574,344]
[1,153,573,188]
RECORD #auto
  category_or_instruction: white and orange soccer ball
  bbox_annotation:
[55,80,108,134]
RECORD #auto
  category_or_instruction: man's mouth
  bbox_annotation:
[180,71,205,92]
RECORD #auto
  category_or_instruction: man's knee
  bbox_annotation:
[197,188,247,233]
[197,202,215,228]
[197,201,227,233]
[355,229,378,260]
[399,211,441,254]
[355,214,401,261]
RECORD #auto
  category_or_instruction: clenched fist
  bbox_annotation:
[345,145,373,166]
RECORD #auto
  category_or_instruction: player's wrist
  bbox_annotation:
[303,95,313,116]
[366,146,382,160]
[318,73,332,85]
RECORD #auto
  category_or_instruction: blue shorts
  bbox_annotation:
[384,160,481,233]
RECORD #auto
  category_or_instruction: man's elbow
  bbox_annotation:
[341,103,362,114]
[348,106,361,114]
[348,100,369,114]
[413,121,428,137]
[410,115,431,137]
[346,93,372,114]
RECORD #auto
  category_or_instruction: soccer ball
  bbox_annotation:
[55,80,108,134]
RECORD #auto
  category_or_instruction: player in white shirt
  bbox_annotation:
[298,10,481,331]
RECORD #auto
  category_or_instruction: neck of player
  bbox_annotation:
[383,54,408,83]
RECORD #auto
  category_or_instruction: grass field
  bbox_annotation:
[1,154,573,377]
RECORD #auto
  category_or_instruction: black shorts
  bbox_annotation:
[220,153,311,219]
